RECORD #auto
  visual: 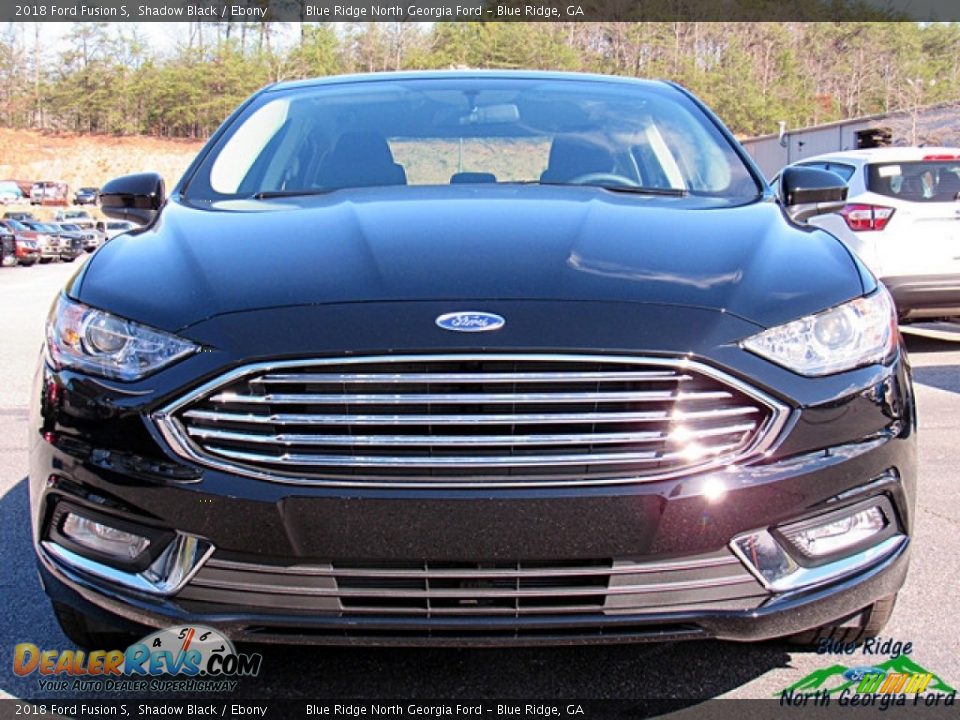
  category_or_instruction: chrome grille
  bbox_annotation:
[176,551,769,617]
[155,354,787,487]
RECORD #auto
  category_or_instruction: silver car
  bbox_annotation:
[779,146,960,322]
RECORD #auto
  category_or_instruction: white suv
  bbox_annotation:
[780,147,960,322]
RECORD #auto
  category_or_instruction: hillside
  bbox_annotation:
[0,128,205,195]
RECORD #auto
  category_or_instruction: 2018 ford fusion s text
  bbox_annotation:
[30,72,915,649]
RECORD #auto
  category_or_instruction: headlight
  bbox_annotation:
[741,289,896,376]
[46,296,197,381]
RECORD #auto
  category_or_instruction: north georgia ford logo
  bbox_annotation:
[13,625,262,683]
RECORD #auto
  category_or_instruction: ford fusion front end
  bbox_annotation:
[29,71,915,648]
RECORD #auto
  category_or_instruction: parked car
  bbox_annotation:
[95,219,135,241]
[3,210,38,223]
[33,71,914,652]
[56,222,100,252]
[0,180,24,205]
[22,221,62,263]
[73,187,99,206]
[30,181,69,207]
[0,219,41,266]
[777,147,960,322]
[54,209,95,230]
[51,223,86,260]
[0,223,15,266]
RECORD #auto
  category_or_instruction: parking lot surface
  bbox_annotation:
[1,259,958,701]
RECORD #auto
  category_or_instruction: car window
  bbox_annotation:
[866,159,960,202]
[798,161,856,183]
[192,77,760,205]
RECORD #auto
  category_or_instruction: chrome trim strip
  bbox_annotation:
[189,574,756,598]
[180,406,759,427]
[204,554,742,578]
[153,353,791,488]
[729,532,906,593]
[203,443,741,469]
[256,370,692,384]
[207,390,731,405]
[183,422,757,448]
[41,533,215,597]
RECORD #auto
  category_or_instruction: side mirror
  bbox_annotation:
[99,172,165,226]
[780,166,847,223]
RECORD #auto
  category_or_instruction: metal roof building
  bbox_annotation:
[741,101,960,179]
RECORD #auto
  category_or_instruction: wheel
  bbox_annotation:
[787,594,897,647]
[39,257,51,264]
[62,256,75,263]
[51,603,141,651]
[18,258,37,267]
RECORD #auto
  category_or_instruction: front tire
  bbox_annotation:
[51,603,140,651]
[787,594,897,647]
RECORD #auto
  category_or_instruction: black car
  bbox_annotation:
[55,223,96,256]
[31,71,915,650]
[0,223,15,267]
[73,187,99,206]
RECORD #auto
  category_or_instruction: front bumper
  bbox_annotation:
[882,274,960,319]
[37,535,910,646]
[28,337,917,646]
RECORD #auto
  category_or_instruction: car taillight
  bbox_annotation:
[839,204,895,232]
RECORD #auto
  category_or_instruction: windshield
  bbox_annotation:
[186,77,759,203]
[867,159,960,202]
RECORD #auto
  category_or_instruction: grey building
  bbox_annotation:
[741,101,960,179]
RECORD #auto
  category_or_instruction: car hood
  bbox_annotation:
[74,185,865,333]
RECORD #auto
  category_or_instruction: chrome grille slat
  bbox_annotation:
[203,443,741,468]
[207,390,731,405]
[256,370,693,384]
[183,422,757,448]
[156,354,787,487]
[181,406,759,426]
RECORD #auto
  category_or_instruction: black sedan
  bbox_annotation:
[31,71,915,651]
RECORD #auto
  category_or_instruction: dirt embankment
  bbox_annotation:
[0,128,205,196]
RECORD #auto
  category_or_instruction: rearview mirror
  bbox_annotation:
[459,104,520,126]
[780,167,847,223]
[99,172,165,226]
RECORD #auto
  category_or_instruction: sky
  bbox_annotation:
[17,21,306,56]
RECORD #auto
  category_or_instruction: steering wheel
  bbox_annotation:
[566,172,640,188]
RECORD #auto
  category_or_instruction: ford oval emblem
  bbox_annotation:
[435,311,506,333]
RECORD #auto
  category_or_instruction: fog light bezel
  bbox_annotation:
[772,495,900,568]
[730,494,906,594]
[47,501,174,573]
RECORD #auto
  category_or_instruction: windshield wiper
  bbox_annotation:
[589,185,689,197]
[252,188,335,200]
[507,180,689,197]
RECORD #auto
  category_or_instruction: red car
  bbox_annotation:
[0,219,42,266]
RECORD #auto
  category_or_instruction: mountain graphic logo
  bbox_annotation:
[776,656,956,697]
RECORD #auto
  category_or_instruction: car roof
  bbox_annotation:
[796,146,960,165]
[268,69,671,94]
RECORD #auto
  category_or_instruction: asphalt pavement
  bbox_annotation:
[1,258,958,702]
